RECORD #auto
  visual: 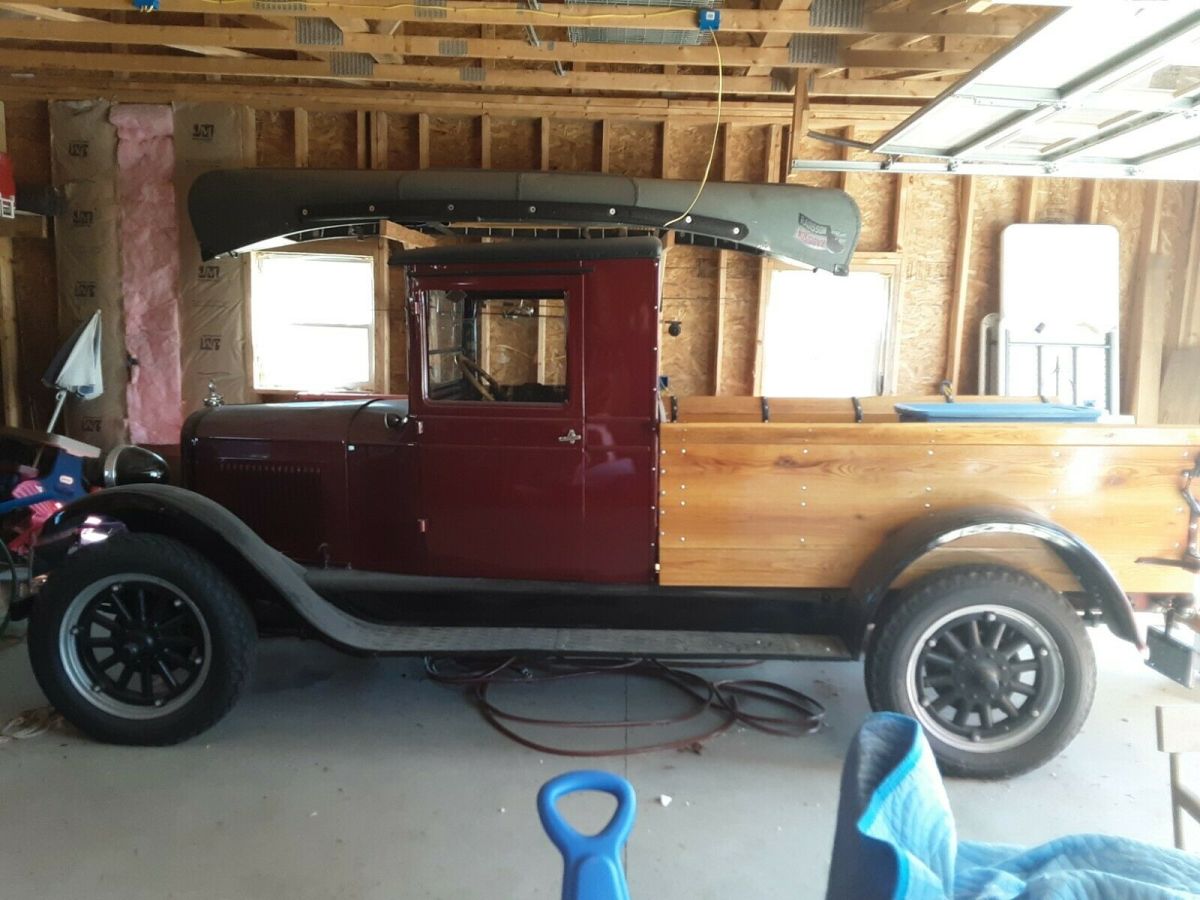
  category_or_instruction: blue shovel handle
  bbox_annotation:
[538,770,636,900]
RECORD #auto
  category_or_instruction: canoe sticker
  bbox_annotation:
[796,213,847,255]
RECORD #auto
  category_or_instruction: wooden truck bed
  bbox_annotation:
[658,421,1200,596]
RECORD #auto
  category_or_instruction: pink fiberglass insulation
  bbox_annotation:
[110,104,183,445]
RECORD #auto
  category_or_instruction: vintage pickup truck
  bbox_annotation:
[18,170,1200,778]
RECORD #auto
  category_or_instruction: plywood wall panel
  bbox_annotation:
[491,117,538,171]
[255,108,291,168]
[428,115,479,169]
[788,136,839,190]
[896,174,957,393]
[661,246,718,397]
[724,125,767,183]
[1099,179,1148,357]
[308,111,357,168]
[667,124,721,181]
[387,114,419,170]
[548,120,599,173]
[719,253,759,396]
[960,176,1019,393]
[845,130,892,253]
[1039,177,1082,223]
[607,122,659,178]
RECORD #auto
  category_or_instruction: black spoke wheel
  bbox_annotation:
[865,566,1096,779]
[29,533,257,745]
[907,605,1063,753]
[61,575,212,718]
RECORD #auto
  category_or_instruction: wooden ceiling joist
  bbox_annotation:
[0,0,1027,38]
[0,73,920,125]
[0,48,784,95]
[0,18,993,72]
[0,2,260,58]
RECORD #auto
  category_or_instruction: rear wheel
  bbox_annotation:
[28,533,256,745]
[865,565,1096,779]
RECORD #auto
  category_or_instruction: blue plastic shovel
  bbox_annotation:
[538,770,637,900]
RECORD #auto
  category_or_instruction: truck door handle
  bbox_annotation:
[557,429,582,445]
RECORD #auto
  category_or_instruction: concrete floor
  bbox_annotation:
[0,619,1192,899]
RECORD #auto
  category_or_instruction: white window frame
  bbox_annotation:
[248,240,388,395]
[755,252,904,397]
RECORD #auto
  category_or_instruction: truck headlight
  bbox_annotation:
[102,445,170,487]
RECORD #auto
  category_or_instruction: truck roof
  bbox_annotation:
[391,235,663,267]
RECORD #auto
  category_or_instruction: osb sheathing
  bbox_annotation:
[548,120,599,173]
[607,122,659,178]
[960,177,1021,392]
[719,253,760,396]
[429,115,479,169]
[724,125,766,183]
[254,109,291,168]
[845,130,894,254]
[491,118,538,171]
[896,174,957,393]
[661,246,719,397]
[386,114,419,170]
[666,124,722,181]
[308,112,357,168]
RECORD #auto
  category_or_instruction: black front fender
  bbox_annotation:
[848,505,1140,656]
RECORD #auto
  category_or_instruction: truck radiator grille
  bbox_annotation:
[212,461,324,558]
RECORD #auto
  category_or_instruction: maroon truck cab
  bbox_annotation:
[183,237,663,585]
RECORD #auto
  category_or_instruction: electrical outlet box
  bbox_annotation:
[698,9,721,31]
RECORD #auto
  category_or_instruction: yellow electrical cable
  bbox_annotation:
[663,34,721,229]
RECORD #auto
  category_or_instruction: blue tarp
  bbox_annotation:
[827,713,1200,900]
[895,404,1102,423]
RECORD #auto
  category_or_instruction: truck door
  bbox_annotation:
[408,271,586,581]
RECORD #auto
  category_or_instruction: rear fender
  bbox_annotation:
[848,505,1140,656]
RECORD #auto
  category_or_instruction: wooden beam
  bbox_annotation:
[1124,180,1166,422]
[417,112,430,169]
[0,74,910,126]
[891,173,911,252]
[712,124,732,395]
[0,46,785,96]
[1019,178,1038,223]
[480,114,491,170]
[787,77,810,183]
[0,2,261,57]
[0,20,995,71]
[0,0,1028,36]
[600,120,611,175]
[0,214,47,240]
[1174,185,1200,349]
[356,110,367,169]
[660,121,671,178]
[1081,179,1102,224]
[0,101,18,427]
[811,77,948,99]
[944,175,977,391]
[370,111,388,170]
[765,123,784,184]
[540,117,551,172]
[381,221,438,248]
[293,107,308,167]
[373,236,391,393]
[838,125,855,192]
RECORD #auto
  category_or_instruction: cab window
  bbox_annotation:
[424,290,567,404]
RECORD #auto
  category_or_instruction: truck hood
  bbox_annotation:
[183,398,407,444]
[188,169,862,276]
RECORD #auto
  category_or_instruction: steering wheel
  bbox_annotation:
[457,356,503,401]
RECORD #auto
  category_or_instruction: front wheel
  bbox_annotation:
[28,533,257,745]
[865,565,1096,779]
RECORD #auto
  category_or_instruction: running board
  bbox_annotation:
[317,625,851,659]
